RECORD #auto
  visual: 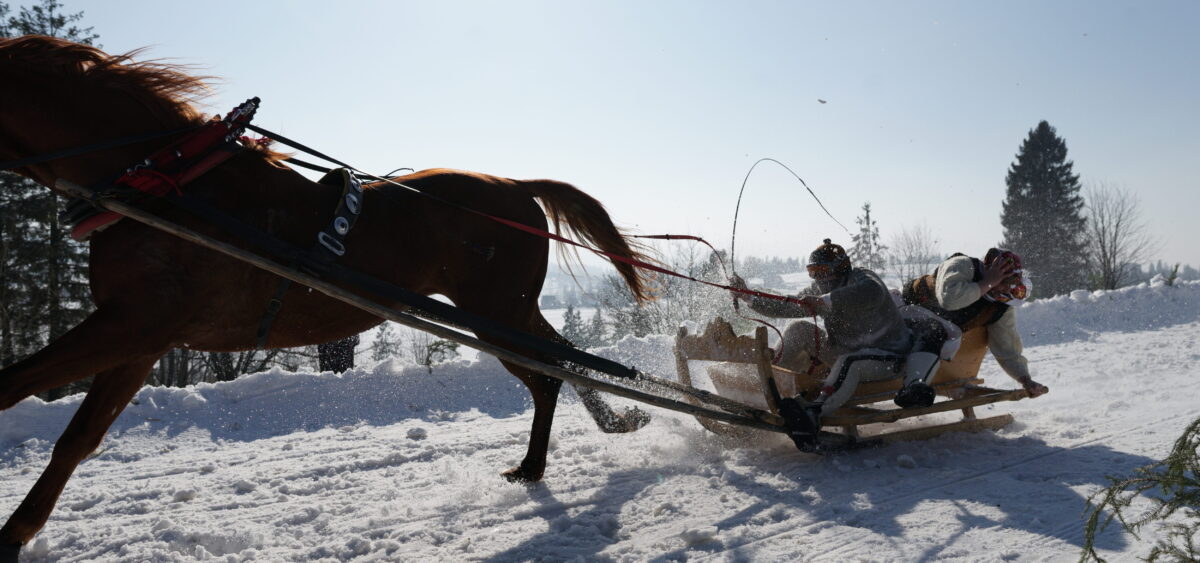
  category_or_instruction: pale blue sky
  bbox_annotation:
[74,1,1200,268]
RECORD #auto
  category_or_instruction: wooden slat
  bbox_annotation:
[751,326,781,413]
[840,378,986,407]
[822,388,1028,426]
[675,326,761,437]
[867,414,1014,444]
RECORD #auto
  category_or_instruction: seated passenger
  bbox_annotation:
[901,249,1049,398]
[729,239,949,446]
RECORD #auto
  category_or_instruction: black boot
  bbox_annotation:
[895,351,940,409]
[894,381,935,408]
[778,397,821,450]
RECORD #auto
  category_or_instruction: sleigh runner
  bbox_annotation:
[675,318,1030,450]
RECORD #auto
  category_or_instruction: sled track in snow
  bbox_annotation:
[321,405,1199,559]
[697,407,1200,562]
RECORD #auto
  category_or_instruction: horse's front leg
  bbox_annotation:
[0,357,159,555]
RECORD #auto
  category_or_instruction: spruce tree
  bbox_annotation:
[371,323,402,362]
[1000,121,1089,297]
[849,202,887,272]
[5,0,97,43]
[560,305,586,346]
[0,1,99,400]
[584,309,608,348]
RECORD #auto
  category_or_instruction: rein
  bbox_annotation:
[632,233,787,364]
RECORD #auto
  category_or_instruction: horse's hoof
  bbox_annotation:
[621,407,651,432]
[501,466,543,484]
[0,543,20,563]
[594,407,651,434]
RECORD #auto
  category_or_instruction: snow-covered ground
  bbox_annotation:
[2,280,1198,561]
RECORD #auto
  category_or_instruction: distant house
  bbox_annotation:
[540,295,563,309]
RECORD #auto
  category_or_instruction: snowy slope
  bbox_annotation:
[2,281,1198,562]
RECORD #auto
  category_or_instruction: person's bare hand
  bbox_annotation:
[796,295,826,313]
[980,258,1016,293]
[1020,376,1049,398]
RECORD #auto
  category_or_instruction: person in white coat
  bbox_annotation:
[901,249,1049,398]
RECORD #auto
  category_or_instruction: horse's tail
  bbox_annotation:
[521,180,655,303]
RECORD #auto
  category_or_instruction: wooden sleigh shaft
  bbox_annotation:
[55,179,792,433]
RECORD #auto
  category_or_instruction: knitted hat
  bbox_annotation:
[807,239,851,277]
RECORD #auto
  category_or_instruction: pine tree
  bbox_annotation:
[849,202,887,272]
[1082,415,1200,562]
[371,323,402,362]
[0,1,100,401]
[560,305,586,346]
[584,309,608,348]
[1001,121,1089,297]
[4,0,98,43]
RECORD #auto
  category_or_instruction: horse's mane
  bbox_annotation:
[0,35,286,161]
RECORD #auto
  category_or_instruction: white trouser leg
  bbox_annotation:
[902,351,941,387]
[819,351,901,413]
[898,305,962,361]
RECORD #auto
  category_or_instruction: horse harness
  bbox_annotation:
[55,97,365,350]
[254,168,363,349]
[901,253,1009,332]
[60,99,261,241]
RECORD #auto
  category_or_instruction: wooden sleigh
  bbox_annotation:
[674,317,1030,450]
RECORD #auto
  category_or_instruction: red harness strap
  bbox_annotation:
[71,98,261,240]
[633,233,808,365]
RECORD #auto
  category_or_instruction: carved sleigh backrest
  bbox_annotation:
[675,317,767,363]
[675,318,780,413]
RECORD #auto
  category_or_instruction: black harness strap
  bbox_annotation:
[254,168,364,349]
[0,125,200,172]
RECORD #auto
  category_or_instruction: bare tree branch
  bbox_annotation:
[888,222,941,284]
[1085,182,1159,290]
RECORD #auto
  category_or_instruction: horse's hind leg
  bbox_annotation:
[529,313,649,433]
[574,384,650,433]
[0,356,159,551]
[0,306,172,410]
[492,311,651,483]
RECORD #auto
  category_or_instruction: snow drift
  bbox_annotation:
[1,280,1198,561]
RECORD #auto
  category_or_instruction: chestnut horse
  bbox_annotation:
[0,35,654,553]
